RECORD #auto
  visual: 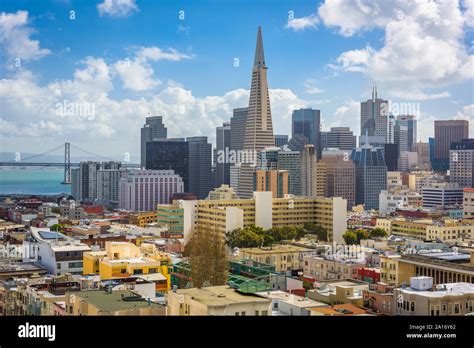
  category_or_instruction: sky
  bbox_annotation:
[0,0,473,161]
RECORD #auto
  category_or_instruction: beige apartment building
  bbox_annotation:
[231,244,316,272]
[167,285,271,316]
[303,255,365,281]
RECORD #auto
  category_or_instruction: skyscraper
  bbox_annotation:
[324,127,357,150]
[275,134,289,147]
[253,169,289,198]
[360,85,389,143]
[187,136,212,199]
[140,116,167,168]
[238,27,275,198]
[396,115,417,151]
[351,140,387,210]
[229,107,248,193]
[433,120,469,171]
[215,122,231,187]
[301,144,317,197]
[412,142,431,171]
[72,161,101,202]
[277,149,302,195]
[97,163,127,207]
[319,153,356,210]
[291,108,321,156]
[450,138,474,188]
[146,139,189,192]
[394,123,409,153]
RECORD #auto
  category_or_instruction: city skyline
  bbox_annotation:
[1,0,473,158]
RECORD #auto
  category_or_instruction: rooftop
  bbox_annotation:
[176,285,271,306]
[255,290,326,308]
[69,290,163,312]
[0,261,47,274]
[400,282,474,297]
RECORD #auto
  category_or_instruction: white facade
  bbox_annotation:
[253,191,273,230]
[119,170,184,212]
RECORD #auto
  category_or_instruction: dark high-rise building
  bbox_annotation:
[433,120,469,171]
[238,27,275,198]
[396,115,417,151]
[146,139,189,191]
[140,116,167,168]
[429,137,435,166]
[187,136,212,199]
[351,141,387,210]
[291,108,321,156]
[360,85,389,143]
[450,138,474,188]
[394,123,409,153]
[230,108,248,152]
[216,122,231,187]
[325,127,357,150]
[275,134,289,147]
[383,143,399,171]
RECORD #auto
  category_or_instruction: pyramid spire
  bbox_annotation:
[253,26,266,68]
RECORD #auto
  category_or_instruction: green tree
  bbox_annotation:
[343,231,358,245]
[354,229,369,243]
[50,224,62,232]
[303,223,328,241]
[189,228,227,288]
[369,228,387,239]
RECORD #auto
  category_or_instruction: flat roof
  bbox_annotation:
[0,261,46,274]
[70,290,163,312]
[255,291,326,308]
[401,282,474,297]
[177,285,271,306]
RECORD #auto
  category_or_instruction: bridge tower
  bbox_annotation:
[61,142,71,184]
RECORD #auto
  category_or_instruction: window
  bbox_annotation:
[235,312,240,316]
[133,269,143,274]
[255,311,259,316]
[57,263,61,269]
[121,268,126,274]
[411,302,415,312]
[241,311,246,316]
[262,310,268,316]
[148,268,157,274]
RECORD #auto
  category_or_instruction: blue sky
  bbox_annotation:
[0,0,473,159]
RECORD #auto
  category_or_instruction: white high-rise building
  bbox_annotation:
[119,170,184,212]
[301,144,317,197]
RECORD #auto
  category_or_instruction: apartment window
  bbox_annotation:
[442,304,447,312]
[255,311,259,316]
[57,263,61,269]
[148,268,157,274]
[411,302,415,312]
[235,312,240,316]
[241,311,246,316]
[121,268,126,274]
[133,269,143,274]
[454,303,460,314]
[262,310,268,316]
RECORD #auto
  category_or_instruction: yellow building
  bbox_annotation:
[83,242,171,291]
[381,252,474,286]
[307,280,368,306]
[128,211,157,227]
[376,218,474,243]
[64,290,165,316]
[231,244,314,272]
[167,285,271,316]
[208,184,238,200]
[194,193,347,243]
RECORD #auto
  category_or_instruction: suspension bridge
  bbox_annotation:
[0,142,140,184]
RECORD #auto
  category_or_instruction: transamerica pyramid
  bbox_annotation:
[237,26,275,198]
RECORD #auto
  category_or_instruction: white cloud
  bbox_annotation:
[114,47,192,91]
[97,0,138,18]
[320,0,474,99]
[285,13,319,31]
[0,11,51,61]
[304,79,325,94]
[328,100,360,134]
[0,65,309,157]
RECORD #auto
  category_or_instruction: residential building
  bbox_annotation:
[118,170,184,212]
[156,203,184,238]
[232,245,316,273]
[97,166,127,207]
[65,289,165,316]
[464,188,474,219]
[303,254,365,282]
[362,282,395,315]
[255,290,327,316]
[128,211,157,227]
[167,285,272,315]
[394,277,474,316]
[308,280,369,306]
[82,241,171,291]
